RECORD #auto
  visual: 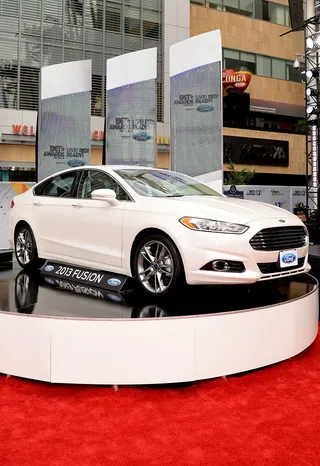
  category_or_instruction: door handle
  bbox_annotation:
[72,203,83,208]
[33,202,41,207]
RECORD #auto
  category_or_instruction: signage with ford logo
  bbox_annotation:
[280,249,298,268]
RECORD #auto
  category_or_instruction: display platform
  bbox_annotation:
[0,249,13,266]
[0,262,318,385]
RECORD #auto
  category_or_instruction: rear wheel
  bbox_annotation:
[14,224,44,270]
[133,234,184,296]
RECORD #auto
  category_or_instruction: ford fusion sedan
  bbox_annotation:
[9,165,310,296]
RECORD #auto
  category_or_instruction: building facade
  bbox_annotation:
[0,0,305,186]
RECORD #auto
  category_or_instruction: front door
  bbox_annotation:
[65,169,129,268]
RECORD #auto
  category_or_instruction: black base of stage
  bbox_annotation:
[0,249,13,267]
[0,262,316,320]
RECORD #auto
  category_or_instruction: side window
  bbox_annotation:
[77,170,128,201]
[42,171,77,197]
[34,180,50,196]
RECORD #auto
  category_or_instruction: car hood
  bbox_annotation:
[142,196,296,224]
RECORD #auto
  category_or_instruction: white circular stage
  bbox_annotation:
[0,268,318,385]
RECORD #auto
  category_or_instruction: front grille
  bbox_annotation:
[258,257,305,274]
[201,260,245,273]
[250,226,306,251]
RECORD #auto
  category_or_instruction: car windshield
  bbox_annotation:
[114,169,221,198]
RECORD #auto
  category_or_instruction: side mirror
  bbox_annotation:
[91,189,120,206]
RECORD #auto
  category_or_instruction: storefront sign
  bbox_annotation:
[222,69,251,93]
[10,124,169,145]
[224,136,289,167]
[12,124,104,141]
[250,98,304,118]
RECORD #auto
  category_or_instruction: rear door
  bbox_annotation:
[31,170,80,257]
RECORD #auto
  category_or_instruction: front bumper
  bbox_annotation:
[177,217,310,285]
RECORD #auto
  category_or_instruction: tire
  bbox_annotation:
[14,224,45,270]
[133,234,184,297]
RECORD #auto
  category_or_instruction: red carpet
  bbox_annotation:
[1,330,320,466]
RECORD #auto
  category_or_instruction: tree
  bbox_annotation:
[224,162,255,185]
[295,119,307,134]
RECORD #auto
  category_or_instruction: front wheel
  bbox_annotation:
[14,224,44,270]
[133,234,184,296]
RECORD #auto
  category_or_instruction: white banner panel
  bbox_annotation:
[105,49,157,166]
[223,185,307,212]
[170,30,223,191]
[37,60,92,181]
[106,48,157,91]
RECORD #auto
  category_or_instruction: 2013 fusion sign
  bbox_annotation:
[223,136,289,167]
[41,261,129,293]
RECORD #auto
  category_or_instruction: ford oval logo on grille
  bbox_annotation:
[279,219,286,223]
[281,252,297,264]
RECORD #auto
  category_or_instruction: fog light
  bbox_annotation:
[212,260,230,272]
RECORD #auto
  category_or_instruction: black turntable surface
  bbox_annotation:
[0,263,316,320]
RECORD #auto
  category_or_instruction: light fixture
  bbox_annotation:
[306,88,319,97]
[306,105,316,114]
[306,69,319,79]
[307,37,314,49]
[311,126,318,189]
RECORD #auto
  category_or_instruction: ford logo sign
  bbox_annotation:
[282,253,297,264]
[67,159,86,167]
[132,131,151,141]
[197,104,214,112]
[44,265,54,272]
[107,278,121,287]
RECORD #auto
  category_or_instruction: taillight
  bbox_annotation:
[10,200,14,208]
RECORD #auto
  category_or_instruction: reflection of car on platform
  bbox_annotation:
[9,165,310,297]
[132,131,151,141]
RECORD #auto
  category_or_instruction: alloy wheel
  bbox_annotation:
[16,229,33,265]
[137,240,174,294]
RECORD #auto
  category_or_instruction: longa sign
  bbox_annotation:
[12,125,104,141]
[222,69,251,93]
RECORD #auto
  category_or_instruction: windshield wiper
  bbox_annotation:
[165,194,185,197]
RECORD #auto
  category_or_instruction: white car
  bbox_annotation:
[9,165,310,296]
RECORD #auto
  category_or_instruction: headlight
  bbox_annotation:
[179,217,249,234]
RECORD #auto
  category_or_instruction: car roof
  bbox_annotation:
[95,165,165,171]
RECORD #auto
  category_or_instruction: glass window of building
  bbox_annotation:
[0,0,163,121]
[269,2,285,26]
[240,51,256,74]
[224,49,240,69]
[239,0,253,17]
[272,58,286,80]
[0,0,19,17]
[207,0,223,10]
[192,0,291,27]
[0,34,18,109]
[224,0,239,14]
[256,55,271,77]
